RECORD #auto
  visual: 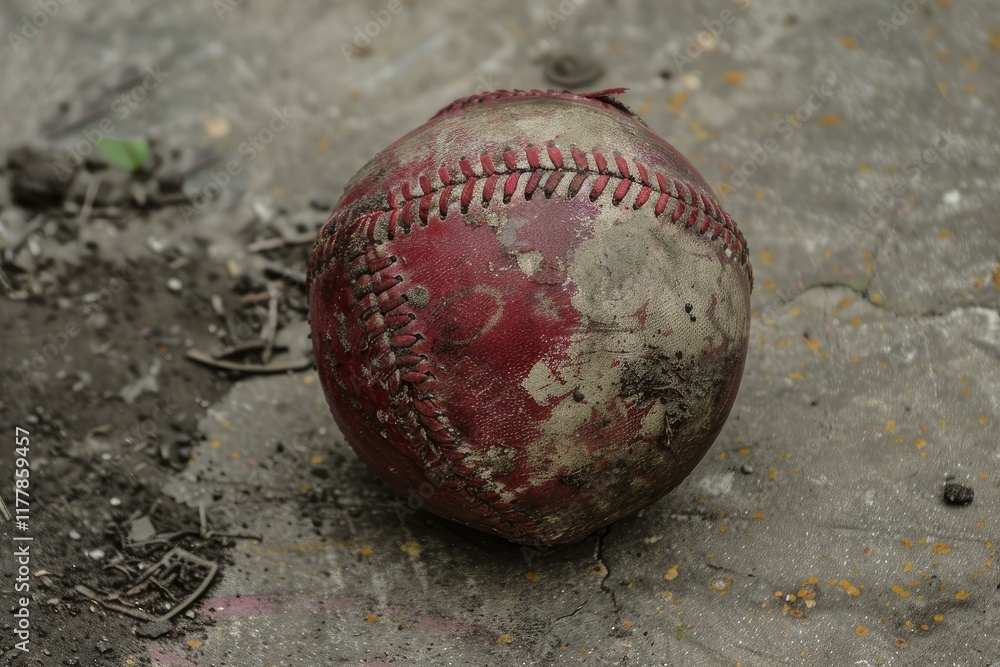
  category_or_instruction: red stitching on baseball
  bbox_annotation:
[310,143,753,542]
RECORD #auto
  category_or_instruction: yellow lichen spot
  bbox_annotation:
[364,613,378,623]
[938,229,951,240]
[839,579,861,596]
[840,35,858,49]
[992,264,1000,292]
[755,189,767,200]
[717,182,733,196]
[990,29,1000,50]
[400,540,422,557]
[788,372,805,381]
[851,316,863,327]
[885,420,896,433]
[221,421,231,430]
[937,82,948,98]
[982,474,990,481]
[804,336,822,353]
[769,467,778,481]
[855,625,869,637]
[979,416,989,425]
[303,374,315,385]
[903,562,912,573]
[690,121,709,141]
[317,137,331,151]
[891,585,910,597]
[837,297,853,309]
[920,623,930,631]
[360,547,373,557]
[524,570,540,582]
[858,163,871,174]
[208,439,221,449]
[933,614,944,622]
[870,293,884,305]
[664,564,680,581]
[497,634,515,644]
[894,438,904,445]
[852,356,862,364]
[760,249,773,265]
[591,563,608,576]
[955,590,970,600]
[819,113,841,127]
[932,543,951,554]
[272,187,285,199]
[914,438,927,449]
[804,576,820,585]
[724,70,745,85]
[752,512,766,520]
[310,454,324,465]
[960,387,971,397]
[230,450,241,459]
[763,279,776,291]
[667,90,689,113]
[622,620,633,629]
[204,116,230,139]
[737,447,751,455]
[187,639,202,648]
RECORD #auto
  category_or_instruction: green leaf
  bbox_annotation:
[96,137,150,172]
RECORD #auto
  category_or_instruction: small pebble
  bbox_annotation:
[109,497,122,506]
[166,277,183,292]
[740,464,753,475]
[68,529,81,540]
[87,548,105,560]
[95,638,112,654]
[943,481,974,506]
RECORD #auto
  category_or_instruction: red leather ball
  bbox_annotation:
[308,89,752,545]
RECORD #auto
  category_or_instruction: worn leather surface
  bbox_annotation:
[308,89,752,544]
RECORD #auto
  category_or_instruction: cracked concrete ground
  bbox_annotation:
[2,0,998,665]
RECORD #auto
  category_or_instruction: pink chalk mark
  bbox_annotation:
[148,643,200,667]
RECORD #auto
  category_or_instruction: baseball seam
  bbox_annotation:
[311,144,751,541]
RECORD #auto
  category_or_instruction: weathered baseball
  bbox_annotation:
[308,88,752,545]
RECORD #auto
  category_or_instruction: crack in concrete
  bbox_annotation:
[765,279,1000,320]
[594,527,624,637]
[552,602,586,624]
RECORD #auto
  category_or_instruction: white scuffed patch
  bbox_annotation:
[516,249,543,276]
[486,210,506,229]
[696,471,735,497]
[521,357,568,402]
